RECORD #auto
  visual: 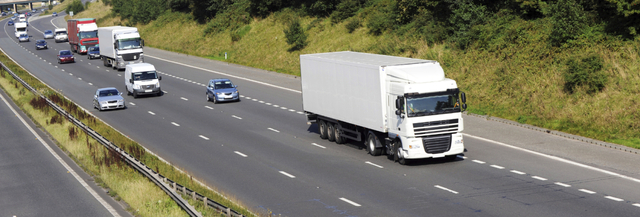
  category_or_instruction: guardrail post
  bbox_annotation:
[192,191,196,200]
[172,182,176,191]
[182,186,186,195]
[203,197,207,208]
[226,207,231,217]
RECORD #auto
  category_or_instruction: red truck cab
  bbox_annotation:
[67,18,98,54]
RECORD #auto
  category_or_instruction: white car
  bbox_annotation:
[18,34,29,42]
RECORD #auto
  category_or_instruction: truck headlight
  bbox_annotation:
[408,144,421,149]
[155,81,160,88]
[133,84,140,89]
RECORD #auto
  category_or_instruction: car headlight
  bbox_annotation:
[216,92,223,95]
[117,99,123,103]
[234,90,238,94]
[100,101,106,105]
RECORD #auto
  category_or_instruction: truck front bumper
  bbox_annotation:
[400,133,465,159]
[116,59,144,69]
[133,87,161,96]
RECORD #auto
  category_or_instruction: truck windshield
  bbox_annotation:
[406,92,460,117]
[56,31,67,35]
[117,38,141,50]
[17,27,26,32]
[79,30,97,39]
[132,71,157,81]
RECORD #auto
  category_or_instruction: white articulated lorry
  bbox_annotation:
[98,26,144,70]
[301,51,467,164]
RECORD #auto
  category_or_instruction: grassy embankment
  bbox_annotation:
[0,18,256,217]
[79,1,639,149]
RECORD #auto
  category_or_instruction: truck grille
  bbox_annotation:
[422,134,451,154]
[122,53,141,61]
[142,85,155,90]
[413,119,459,137]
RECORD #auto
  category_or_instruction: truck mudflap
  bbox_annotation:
[399,133,464,159]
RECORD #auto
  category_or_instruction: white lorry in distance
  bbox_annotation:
[301,51,467,164]
[98,26,144,70]
[54,28,67,42]
[124,63,162,98]
[14,22,27,38]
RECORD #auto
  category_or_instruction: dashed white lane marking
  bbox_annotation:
[554,182,571,187]
[532,176,547,181]
[311,143,326,149]
[510,170,526,175]
[434,185,459,194]
[180,97,188,101]
[252,99,257,101]
[205,106,213,110]
[288,109,295,112]
[61,69,65,72]
[365,161,384,168]
[463,133,640,184]
[461,156,468,159]
[88,63,91,65]
[148,111,156,115]
[234,151,247,157]
[297,111,304,114]
[245,97,251,99]
[239,95,245,98]
[129,102,136,105]
[273,105,279,108]
[633,203,640,208]
[259,101,264,103]
[88,83,92,86]
[490,165,504,169]
[472,160,486,164]
[339,198,361,207]
[268,128,280,133]
[605,196,624,202]
[265,103,272,105]
[163,91,168,93]
[199,135,210,140]
[117,74,121,76]
[279,171,296,178]
[579,189,596,194]
[78,78,82,80]
[171,122,180,127]
[55,66,58,68]
[96,66,100,68]
[232,115,242,120]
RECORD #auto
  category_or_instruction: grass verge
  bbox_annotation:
[0,43,255,216]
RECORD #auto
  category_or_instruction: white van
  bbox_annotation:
[14,22,27,38]
[54,28,67,43]
[124,63,162,98]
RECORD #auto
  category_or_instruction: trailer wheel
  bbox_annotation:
[393,140,407,165]
[327,123,336,142]
[366,131,382,156]
[334,124,344,144]
[318,120,328,140]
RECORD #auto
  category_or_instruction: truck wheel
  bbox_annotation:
[334,124,344,144]
[103,57,108,66]
[393,140,407,165]
[133,91,138,99]
[366,131,382,156]
[318,120,328,140]
[327,123,336,142]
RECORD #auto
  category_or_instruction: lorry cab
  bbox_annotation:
[14,22,27,38]
[124,63,162,98]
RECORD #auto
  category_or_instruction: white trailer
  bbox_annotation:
[301,51,467,164]
[98,26,144,70]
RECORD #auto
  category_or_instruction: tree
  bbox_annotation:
[549,0,586,46]
[284,20,307,51]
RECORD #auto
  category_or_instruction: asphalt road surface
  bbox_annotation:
[0,12,637,216]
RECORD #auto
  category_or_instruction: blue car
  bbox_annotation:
[52,12,57,17]
[87,46,100,59]
[7,20,13,26]
[35,40,47,50]
[57,50,75,64]
[205,78,240,103]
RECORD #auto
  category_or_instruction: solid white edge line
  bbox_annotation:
[605,196,624,202]
[490,165,505,169]
[554,182,571,187]
[365,161,384,169]
[268,128,280,133]
[234,151,247,157]
[339,197,361,207]
[434,185,459,194]
[463,133,640,184]
[279,171,296,178]
[532,176,547,181]
[0,94,121,217]
[311,143,326,149]
[510,170,526,175]
[146,54,302,93]
[472,160,486,164]
[199,135,209,140]
[579,189,596,194]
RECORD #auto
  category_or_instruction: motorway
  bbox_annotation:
[0,72,129,216]
[1,12,639,216]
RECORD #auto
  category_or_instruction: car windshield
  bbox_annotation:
[117,38,141,50]
[37,40,45,43]
[99,89,119,97]
[45,30,52,34]
[20,34,27,37]
[79,30,97,39]
[213,81,234,89]
[60,51,71,55]
[89,47,99,51]
[132,71,158,81]
[406,92,461,117]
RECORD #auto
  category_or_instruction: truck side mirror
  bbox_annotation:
[395,110,401,116]
[462,104,467,110]
[158,76,162,80]
[113,42,117,49]
[129,78,133,84]
[141,39,144,47]
[461,92,466,103]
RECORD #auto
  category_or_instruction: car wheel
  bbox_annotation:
[318,120,328,140]
[327,123,336,142]
[366,131,382,156]
[57,59,60,64]
[206,93,210,102]
[212,95,217,104]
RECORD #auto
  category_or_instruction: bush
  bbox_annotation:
[447,0,488,49]
[66,0,84,15]
[345,18,360,33]
[564,54,608,94]
[549,0,586,47]
[284,19,307,51]
[330,0,360,24]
